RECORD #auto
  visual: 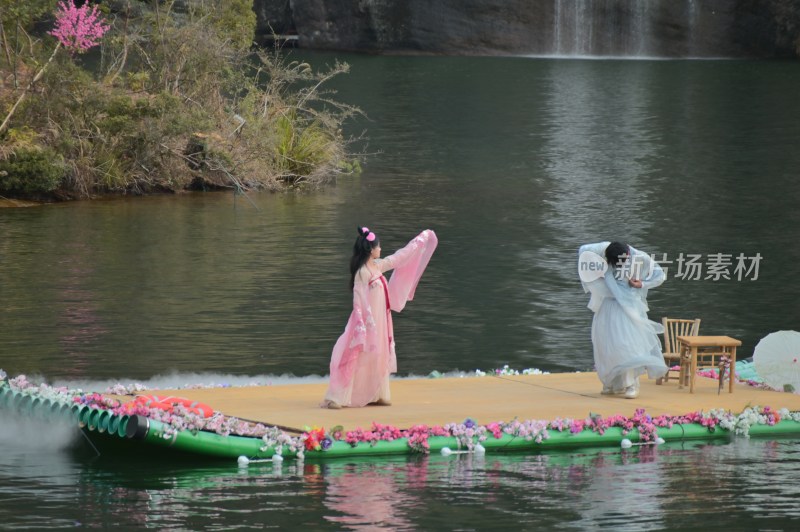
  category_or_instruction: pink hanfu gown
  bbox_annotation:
[324,229,438,407]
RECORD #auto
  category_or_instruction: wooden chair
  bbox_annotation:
[657,318,701,384]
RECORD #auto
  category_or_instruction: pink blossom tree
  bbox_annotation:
[48,1,110,53]
[0,1,110,135]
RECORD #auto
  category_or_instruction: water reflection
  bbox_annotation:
[2,436,800,529]
[311,462,415,530]
[57,241,109,377]
[310,439,800,530]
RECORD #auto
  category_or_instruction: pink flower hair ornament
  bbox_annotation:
[360,226,376,241]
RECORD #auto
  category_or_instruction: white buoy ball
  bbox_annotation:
[237,455,250,466]
[474,443,486,455]
[272,454,284,463]
[620,438,633,449]
[655,437,665,445]
[440,447,453,456]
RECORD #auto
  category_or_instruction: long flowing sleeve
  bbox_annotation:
[380,230,438,312]
[578,241,612,313]
[632,246,665,292]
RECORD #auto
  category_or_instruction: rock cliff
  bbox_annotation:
[253,0,800,58]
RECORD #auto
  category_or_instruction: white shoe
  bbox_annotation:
[623,385,639,399]
[601,386,623,395]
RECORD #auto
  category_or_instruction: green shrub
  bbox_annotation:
[208,0,257,50]
[0,147,65,195]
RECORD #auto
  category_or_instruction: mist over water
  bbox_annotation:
[50,372,328,392]
[43,370,496,394]
[0,412,80,452]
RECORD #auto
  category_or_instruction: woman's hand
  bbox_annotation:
[628,278,643,289]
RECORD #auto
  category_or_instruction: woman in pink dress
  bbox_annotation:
[322,226,438,409]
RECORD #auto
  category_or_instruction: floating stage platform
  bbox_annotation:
[3,372,800,463]
[151,372,799,432]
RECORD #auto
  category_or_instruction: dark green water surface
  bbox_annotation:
[2,54,800,529]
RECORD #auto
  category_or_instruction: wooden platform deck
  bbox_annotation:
[140,372,800,434]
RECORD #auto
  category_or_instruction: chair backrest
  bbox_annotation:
[662,318,701,355]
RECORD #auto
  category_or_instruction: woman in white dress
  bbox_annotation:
[578,241,668,398]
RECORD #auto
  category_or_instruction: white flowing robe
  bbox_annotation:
[325,230,438,407]
[579,242,668,390]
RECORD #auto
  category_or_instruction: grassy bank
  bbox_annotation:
[0,0,362,202]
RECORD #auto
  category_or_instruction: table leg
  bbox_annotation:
[678,345,686,389]
[689,346,698,393]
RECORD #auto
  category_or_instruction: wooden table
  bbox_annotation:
[677,335,742,393]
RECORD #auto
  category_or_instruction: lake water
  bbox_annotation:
[2,53,800,529]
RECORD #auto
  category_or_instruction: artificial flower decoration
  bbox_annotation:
[303,426,327,451]
[2,369,799,459]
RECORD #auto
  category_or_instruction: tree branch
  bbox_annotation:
[0,42,62,136]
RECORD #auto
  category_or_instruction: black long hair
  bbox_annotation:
[349,226,380,290]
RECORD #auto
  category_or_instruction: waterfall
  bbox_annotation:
[554,0,592,56]
[631,0,651,56]
[551,0,656,58]
[687,0,700,57]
